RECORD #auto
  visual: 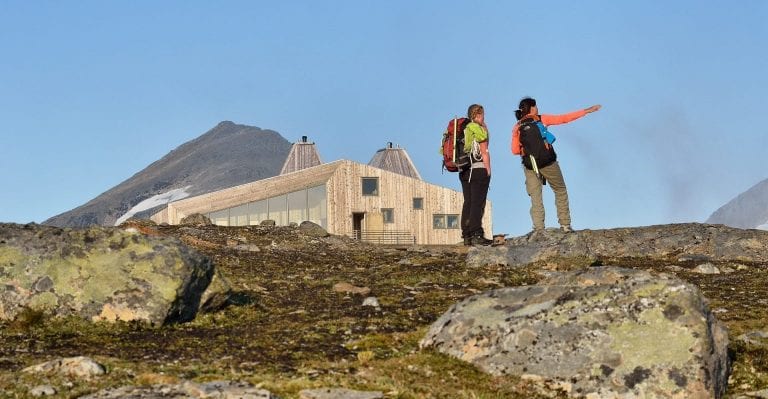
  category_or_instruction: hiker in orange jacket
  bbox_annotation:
[510,97,600,234]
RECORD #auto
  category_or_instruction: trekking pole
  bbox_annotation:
[529,155,546,185]
[452,116,458,163]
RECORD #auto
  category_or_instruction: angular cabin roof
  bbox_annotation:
[280,136,322,175]
[368,143,421,180]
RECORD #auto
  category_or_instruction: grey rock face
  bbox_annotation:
[44,121,292,228]
[0,223,223,325]
[468,223,768,268]
[707,177,768,229]
[421,266,730,399]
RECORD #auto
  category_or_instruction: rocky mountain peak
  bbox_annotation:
[43,122,292,228]
[707,178,768,229]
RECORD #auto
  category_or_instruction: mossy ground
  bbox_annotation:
[1,224,766,398]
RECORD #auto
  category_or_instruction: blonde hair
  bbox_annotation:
[467,104,484,121]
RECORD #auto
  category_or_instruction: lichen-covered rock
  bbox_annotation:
[198,268,233,313]
[179,213,212,226]
[421,266,730,398]
[79,380,276,398]
[0,223,215,325]
[468,223,768,268]
[22,356,105,379]
[299,221,329,237]
[29,385,56,397]
[300,388,384,399]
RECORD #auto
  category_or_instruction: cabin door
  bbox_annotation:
[352,212,365,239]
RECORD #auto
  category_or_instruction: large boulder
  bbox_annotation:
[421,267,730,398]
[299,221,329,237]
[469,223,768,268]
[179,213,212,226]
[0,223,218,325]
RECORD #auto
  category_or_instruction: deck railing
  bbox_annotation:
[353,230,415,245]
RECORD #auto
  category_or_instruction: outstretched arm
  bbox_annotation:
[540,104,601,126]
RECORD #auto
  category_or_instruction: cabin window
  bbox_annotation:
[248,200,268,225]
[413,197,423,210]
[382,208,394,223]
[268,195,288,226]
[362,177,379,196]
[209,209,229,226]
[307,185,327,228]
[433,214,460,229]
[287,190,308,224]
[446,215,459,229]
[229,203,249,226]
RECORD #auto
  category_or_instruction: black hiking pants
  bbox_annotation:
[459,167,490,238]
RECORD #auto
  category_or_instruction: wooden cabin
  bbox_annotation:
[151,139,492,245]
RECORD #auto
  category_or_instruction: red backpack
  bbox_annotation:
[441,117,470,172]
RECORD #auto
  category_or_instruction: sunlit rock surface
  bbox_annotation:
[422,266,729,398]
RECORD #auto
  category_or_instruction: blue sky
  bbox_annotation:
[1,1,766,236]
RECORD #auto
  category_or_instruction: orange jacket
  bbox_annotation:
[510,109,587,155]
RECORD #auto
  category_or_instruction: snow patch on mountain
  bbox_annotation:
[114,186,193,226]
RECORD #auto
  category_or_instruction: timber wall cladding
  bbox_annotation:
[328,161,487,245]
[281,142,322,174]
[151,159,491,244]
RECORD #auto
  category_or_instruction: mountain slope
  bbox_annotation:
[44,121,292,227]
[706,178,768,229]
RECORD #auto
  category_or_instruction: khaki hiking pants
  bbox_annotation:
[523,161,571,230]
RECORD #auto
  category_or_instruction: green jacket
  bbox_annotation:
[463,122,488,153]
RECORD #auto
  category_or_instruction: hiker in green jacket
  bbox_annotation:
[460,104,493,246]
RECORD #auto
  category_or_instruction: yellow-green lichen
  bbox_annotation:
[29,235,186,305]
[632,281,668,298]
[28,291,59,310]
[608,307,697,370]
[0,246,32,286]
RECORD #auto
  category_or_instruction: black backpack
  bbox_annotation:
[519,117,556,170]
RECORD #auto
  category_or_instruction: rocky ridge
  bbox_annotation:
[468,223,768,268]
[1,222,768,398]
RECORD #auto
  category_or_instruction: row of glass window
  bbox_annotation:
[206,185,327,228]
[379,208,458,229]
[202,178,459,230]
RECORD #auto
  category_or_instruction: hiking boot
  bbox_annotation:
[527,228,545,238]
[470,236,493,246]
[463,237,472,246]
[560,225,574,233]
